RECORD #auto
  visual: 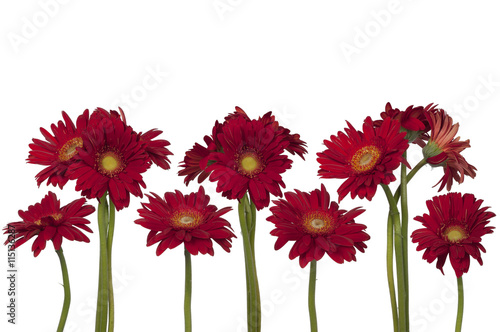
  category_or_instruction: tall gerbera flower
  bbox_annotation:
[68,113,150,211]
[267,184,369,268]
[317,117,409,201]
[412,192,495,277]
[206,116,293,210]
[422,109,476,191]
[28,110,90,189]
[3,191,94,257]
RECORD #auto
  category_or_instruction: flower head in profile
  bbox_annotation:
[422,109,476,191]
[206,116,293,210]
[68,112,150,210]
[411,192,495,278]
[267,184,369,268]
[317,117,409,201]
[28,110,90,189]
[3,192,94,257]
[135,186,235,256]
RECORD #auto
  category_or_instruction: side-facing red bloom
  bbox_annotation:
[317,117,409,201]
[206,116,293,210]
[422,109,476,191]
[135,186,235,255]
[267,184,369,267]
[411,192,495,278]
[68,113,150,210]
[28,110,90,188]
[3,192,94,257]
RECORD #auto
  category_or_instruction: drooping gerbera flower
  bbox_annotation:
[28,110,90,189]
[135,186,235,255]
[206,116,293,210]
[3,192,94,257]
[267,184,369,267]
[411,192,495,278]
[68,113,150,210]
[317,117,409,201]
[422,109,476,191]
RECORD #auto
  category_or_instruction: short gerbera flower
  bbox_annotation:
[422,109,476,191]
[28,110,90,189]
[3,192,94,257]
[135,186,235,255]
[68,113,150,210]
[411,192,495,278]
[267,184,369,267]
[317,117,409,201]
[206,116,293,210]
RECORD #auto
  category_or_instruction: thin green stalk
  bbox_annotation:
[308,260,318,332]
[401,152,410,331]
[382,184,407,332]
[455,277,464,332]
[394,158,427,203]
[244,195,261,330]
[184,247,192,332]
[386,213,398,332]
[95,193,109,332]
[56,248,71,332]
[107,199,116,332]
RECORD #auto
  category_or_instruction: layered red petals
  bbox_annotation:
[135,186,235,256]
[268,184,369,267]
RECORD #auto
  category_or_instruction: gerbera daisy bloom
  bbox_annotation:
[28,110,90,189]
[135,186,235,255]
[68,113,150,210]
[411,192,495,278]
[317,116,409,201]
[422,109,476,191]
[206,116,293,210]
[3,192,94,257]
[267,184,369,267]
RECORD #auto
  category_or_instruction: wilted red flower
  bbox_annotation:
[28,110,90,189]
[317,117,409,201]
[206,116,293,210]
[422,109,476,191]
[411,192,495,278]
[68,113,150,210]
[267,184,369,267]
[135,186,235,255]
[3,192,94,257]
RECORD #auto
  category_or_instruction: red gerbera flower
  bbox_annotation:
[206,116,293,210]
[135,186,235,255]
[3,192,94,257]
[137,129,173,170]
[422,109,476,191]
[68,113,150,210]
[411,192,495,278]
[267,184,369,267]
[317,117,409,201]
[28,110,90,189]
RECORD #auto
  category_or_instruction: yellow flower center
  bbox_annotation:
[302,211,334,235]
[237,150,264,178]
[171,210,203,229]
[350,145,382,173]
[58,137,83,162]
[310,218,325,229]
[241,156,258,172]
[444,225,468,243]
[102,155,119,171]
[97,150,125,177]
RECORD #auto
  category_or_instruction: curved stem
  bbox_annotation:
[56,248,71,332]
[308,260,318,332]
[394,158,427,203]
[95,193,109,332]
[455,277,464,332]
[386,213,398,332]
[184,247,192,332]
[401,152,410,331]
[107,199,116,332]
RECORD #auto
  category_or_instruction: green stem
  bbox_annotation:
[95,193,109,332]
[244,195,261,330]
[308,260,318,332]
[386,213,398,332]
[455,277,464,332]
[107,199,116,332]
[401,152,410,332]
[56,248,71,332]
[184,247,192,332]
[394,158,427,203]
[382,184,407,332]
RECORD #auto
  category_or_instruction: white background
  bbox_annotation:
[1,1,500,331]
